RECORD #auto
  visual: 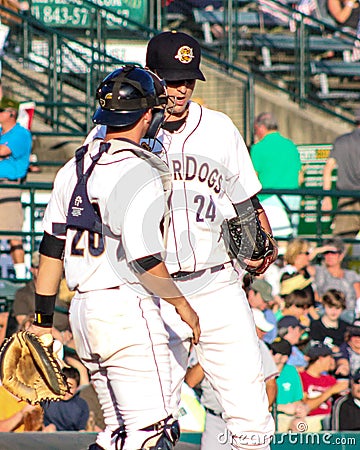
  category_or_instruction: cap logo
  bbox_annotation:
[175,46,194,64]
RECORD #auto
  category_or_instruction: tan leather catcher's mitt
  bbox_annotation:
[0,331,69,405]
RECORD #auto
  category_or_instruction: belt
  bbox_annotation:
[171,262,229,281]
[205,407,223,417]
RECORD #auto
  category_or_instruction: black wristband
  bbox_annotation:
[35,293,56,315]
[34,293,56,327]
[33,312,54,328]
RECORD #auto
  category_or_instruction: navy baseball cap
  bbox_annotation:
[305,342,333,359]
[347,319,360,337]
[146,31,206,82]
[278,315,307,330]
[268,337,292,357]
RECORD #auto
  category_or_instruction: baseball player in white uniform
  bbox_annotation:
[29,66,200,450]
[186,309,279,450]
[85,32,277,449]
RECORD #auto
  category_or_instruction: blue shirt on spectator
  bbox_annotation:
[287,345,308,368]
[0,123,32,180]
[42,392,89,431]
[263,308,278,344]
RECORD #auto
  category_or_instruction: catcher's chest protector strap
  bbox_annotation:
[66,142,110,234]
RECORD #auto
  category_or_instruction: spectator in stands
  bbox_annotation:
[327,0,360,32]
[6,251,72,338]
[0,97,32,279]
[250,112,302,240]
[311,237,360,323]
[322,111,360,241]
[0,384,43,432]
[337,319,360,377]
[310,289,348,352]
[283,238,335,282]
[284,238,319,278]
[268,337,306,432]
[247,278,278,343]
[278,273,319,326]
[278,315,308,370]
[300,342,349,431]
[185,309,278,450]
[42,366,89,432]
[332,367,360,430]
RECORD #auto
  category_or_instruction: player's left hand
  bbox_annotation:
[175,300,201,345]
[26,323,53,338]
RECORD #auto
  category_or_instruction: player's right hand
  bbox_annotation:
[175,301,201,345]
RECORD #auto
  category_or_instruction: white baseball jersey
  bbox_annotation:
[86,102,261,274]
[42,138,169,293]
[151,101,261,273]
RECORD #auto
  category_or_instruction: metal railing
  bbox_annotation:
[0,0,357,139]
[1,180,359,260]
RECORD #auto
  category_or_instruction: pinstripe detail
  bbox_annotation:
[137,296,169,416]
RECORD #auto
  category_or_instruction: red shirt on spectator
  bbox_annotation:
[300,371,337,415]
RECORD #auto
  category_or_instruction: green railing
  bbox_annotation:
[0,0,357,140]
[1,180,359,268]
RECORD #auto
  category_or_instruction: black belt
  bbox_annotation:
[205,407,223,417]
[171,263,228,281]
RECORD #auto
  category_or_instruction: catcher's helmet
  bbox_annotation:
[93,65,167,136]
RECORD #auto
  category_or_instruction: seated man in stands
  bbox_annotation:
[300,342,349,431]
[332,368,360,430]
[42,366,89,432]
[277,315,308,370]
[0,97,32,279]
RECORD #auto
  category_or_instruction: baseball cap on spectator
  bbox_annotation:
[251,308,274,332]
[268,337,292,357]
[280,273,312,295]
[305,342,333,359]
[278,315,307,330]
[0,97,19,112]
[250,279,274,303]
[347,319,360,337]
[146,31,206,81]
[351,368,360,384]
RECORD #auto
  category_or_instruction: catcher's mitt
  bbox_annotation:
[0,331,69,405]
[221,209,278,275]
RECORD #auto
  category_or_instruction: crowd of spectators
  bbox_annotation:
[179,235,360,443]
[1,2,360,444]
[181,236,360,442]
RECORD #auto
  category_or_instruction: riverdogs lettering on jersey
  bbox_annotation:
[171,156,223,194]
